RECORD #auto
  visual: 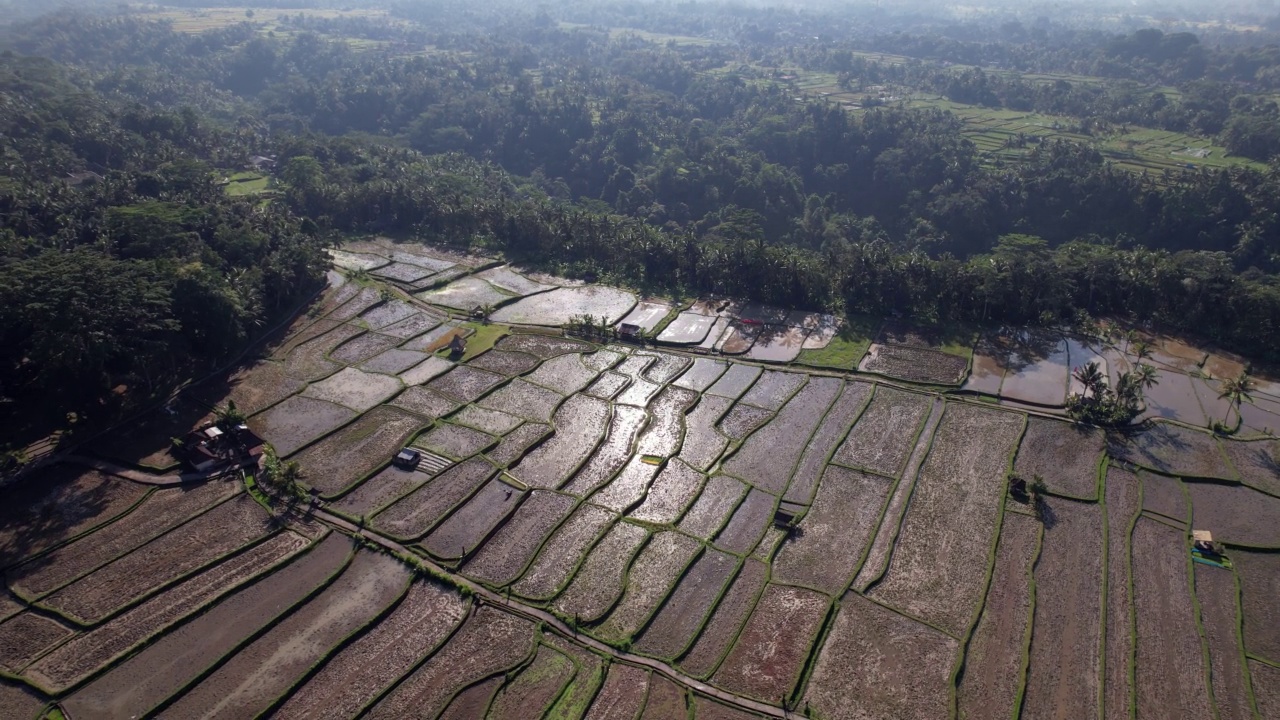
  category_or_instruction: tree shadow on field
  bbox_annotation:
[1038,495,1058,530]
[0,464,121,570]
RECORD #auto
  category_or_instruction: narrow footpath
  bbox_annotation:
[60,455,794,719]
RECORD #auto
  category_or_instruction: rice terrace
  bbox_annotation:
[4,236,1280,720]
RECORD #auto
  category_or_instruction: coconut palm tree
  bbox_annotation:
[1073,361,1106,403]
[1218,372,1256,426]
[1134,363,1160,392]
[1132,340,1154,363]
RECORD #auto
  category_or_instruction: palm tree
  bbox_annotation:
[1122,329,1139,353]
[1132,340,1154,363]
[1134,363,1159,392]
[1073,361,1106,403]
[1218,372,1256,426]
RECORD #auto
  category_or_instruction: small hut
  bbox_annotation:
[447,334,467,358]
[618,323,642,341]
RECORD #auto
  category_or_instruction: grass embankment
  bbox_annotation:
[223,172,273,197]
[796,315,879,369]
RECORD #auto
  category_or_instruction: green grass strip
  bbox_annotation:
[1010,519,1046,720]
[1098,460,1111,720]
[544,650,607,720]
[1232,569,1262,717]
[948,412,1026,719]
[1182,527,1223,717]
[1128,478,1144,720]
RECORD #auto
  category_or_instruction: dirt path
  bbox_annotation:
[309,505,791,719]
[852,397,945,591]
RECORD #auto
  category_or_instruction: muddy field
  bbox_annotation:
[26,531,311,692]
[1194,564,1253,720]
[659,312,717,344]
[0,466,150,568]
[590,456,661,512]
[9,268,1280,720]
[420,478,526,560]
[161,550,410,719]
[996,334,1070,406]
[1131,517,1213,719]
[450,405,523,435]
[64,533,355,719]
[722,377,841,494]
[550,521,649,623]
[462,490,575,586]
[509,393,610,488]
[41,495,275,624]
[560,406,648,495]
[1020,498,1104,720]
[784,381,873,505]
[832,385,931,477]
[716,404,774,441]
[1141,472,1188,523]
[585,663,650,719]
[705,363,761,399]
[486,422,551,466]
[390,385,460,418]
[1233,550,1280,662]
[634,548,740,659]
[415,423,496,460]
[712,489,774,555]
[635,386,698,457]
[427,365,507,403]
[1252,660,1280,717]
[804,591,958,720]
[679,396,734,471]
[1014,416,1105,499]
[478,376,563,420]
[595,532,701,642]
[294,406,428,497]
[677,558,768,678]
[497,333,595,358]
[9,480,240,599]
[250,395,356,456]
[329,465,434,518]
[1108,422,1235,480]
[512,505,617,600]
[1103,468,1141,720]
[486,645,576,720]
[868,404,1024,636]
[771,466,892,595]
[366,607,537,719]
[524,353,599,394]
[711,584,829,702]
[491,286,637,326]
[628,459,705,524]
[860,343,968,385]
[678,475,747,540]
[956,512,1039,720]
[1186,481,1280,547]
[371,457,498,540]
[586,371,629,400]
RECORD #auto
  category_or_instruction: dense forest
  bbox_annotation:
[3,0,1280,443]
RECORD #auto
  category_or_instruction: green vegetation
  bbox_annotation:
[223,172,273,196]
[457,323,511,363]
[796,317,879,369]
